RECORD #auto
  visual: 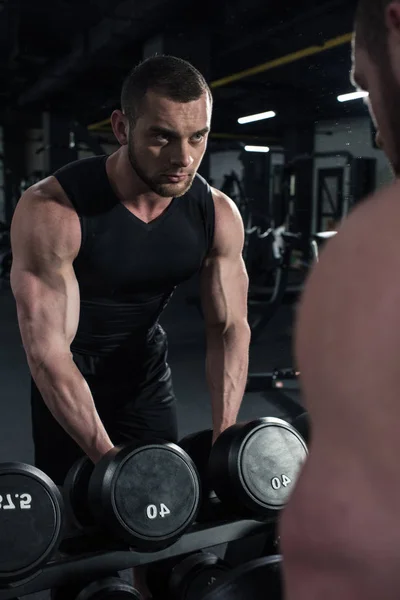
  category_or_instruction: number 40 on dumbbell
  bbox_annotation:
[64,440,202,550]
[180,417,308,520]
[146,503,171,520]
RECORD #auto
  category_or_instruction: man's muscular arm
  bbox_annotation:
[280,180,400,600]
[200,189,251,442]
[11,180,113,463]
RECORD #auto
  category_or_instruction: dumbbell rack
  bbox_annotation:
[246,369,300,392]
[0,518,274,600]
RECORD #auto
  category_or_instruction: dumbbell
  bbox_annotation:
[63,440,201,551]
[147,551,231,600]
[0,462,64,585]
[201,555,282,600]
[291,412,310,445]
[180,417,308,521]
[52,575,142,600]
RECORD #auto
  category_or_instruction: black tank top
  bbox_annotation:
[53,156,215,356]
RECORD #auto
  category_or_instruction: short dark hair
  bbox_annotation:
[121,55,212,123]
[355,0,394,59]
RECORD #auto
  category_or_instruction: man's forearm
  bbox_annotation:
[30,355,114,463]
[205,322,251,436]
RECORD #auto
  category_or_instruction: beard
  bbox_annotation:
[127,138,195,198]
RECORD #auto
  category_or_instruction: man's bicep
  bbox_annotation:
[11,188,81,364]
[200,189,249,329]
[11,188,80,271]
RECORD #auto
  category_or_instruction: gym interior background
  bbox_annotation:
[0,0,385,462]
[0,0,386,597]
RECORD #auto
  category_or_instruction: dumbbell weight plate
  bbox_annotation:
[201,555,282,600]
[52,576,141,600]
[291,412,310,445]
[178,430,213,493]
[0,463,64,584]
[179,431,225,523]
[64,456,95,529]
[76,577,142,600]
[209,418,308,517]
[88,441,201,551]
[169,552,231,600]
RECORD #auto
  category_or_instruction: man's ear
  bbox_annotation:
[111,110,129,146]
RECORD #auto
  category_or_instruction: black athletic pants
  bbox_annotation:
[31,326,178,484]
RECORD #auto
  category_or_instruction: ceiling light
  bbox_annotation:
[244,146,270,153]
[337,91,369,103]
[238,111,276,125]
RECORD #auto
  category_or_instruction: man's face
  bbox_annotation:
[352,21,400,176]
[127,90,211,197]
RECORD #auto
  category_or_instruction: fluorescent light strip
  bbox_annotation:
[238,111,276,124]
[245,146,270,153]
[337,91,369,103]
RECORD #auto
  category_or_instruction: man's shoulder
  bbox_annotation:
[22,176,74,212]
[308,179,400,308]
[53,155,107,178]
[340,178,400,245]
[190,172,212,195]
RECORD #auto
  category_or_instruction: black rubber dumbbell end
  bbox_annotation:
[291,412,310,445]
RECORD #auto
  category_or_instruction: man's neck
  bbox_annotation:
[106,148,172,219]
[106,147,171,210]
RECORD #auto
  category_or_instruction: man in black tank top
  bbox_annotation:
[11,56,251,492]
